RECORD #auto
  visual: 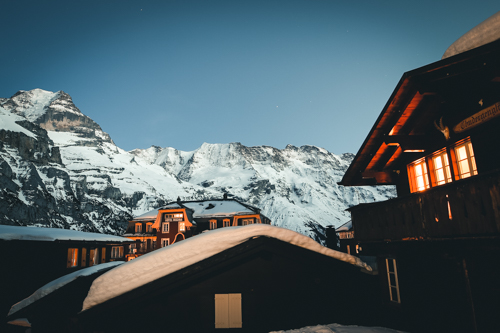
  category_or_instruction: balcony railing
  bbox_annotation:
[349,170,500,242]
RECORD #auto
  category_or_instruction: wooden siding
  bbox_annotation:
[351,170,500,242]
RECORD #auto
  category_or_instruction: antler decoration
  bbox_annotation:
[434,117,450,140]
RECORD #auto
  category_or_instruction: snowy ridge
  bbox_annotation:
[0,89,395,239]
[82,224,371,311]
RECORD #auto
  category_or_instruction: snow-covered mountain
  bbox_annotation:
[0,89,395,241]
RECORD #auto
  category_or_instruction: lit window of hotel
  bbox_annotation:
[242,219,253,226]
[210,220,217,230]
[164,213,184,220]
[161,238,170,247]
[111,246,124,259]
[135,223,142,233]
[146,223,153,233]
[454,139,477,179]
[431,150,452,186]
[67,248,78,268]
[162,222,170,233]
[223,219,231,227]
[408,159,429,193]
[179,222,186,232]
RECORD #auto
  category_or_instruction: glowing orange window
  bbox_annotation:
[408,159,429,193]
[454,139,477,179]
[432,150,452,186]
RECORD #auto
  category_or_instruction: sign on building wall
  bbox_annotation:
[454,101,500,133]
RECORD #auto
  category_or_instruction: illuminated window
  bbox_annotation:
[386,258,401,303]
[210,220,217,230]
[111,246,124,259]
[164,213,184,221]
[179,222,186,232]
[135,223,142,233]
[101,247,106,263]
[146,223,153,233]
[454,139,477,179]
[67,248,78,268]
[161,238,170,247]
[223,219,231,227]
[432,150,452,186]
[242,219,253,226]
[162,222,170,233]
[408,159,429,193]
[89,248,99,266]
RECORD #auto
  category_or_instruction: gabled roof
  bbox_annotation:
[0,225,132,243]
[82,224,371,311]
[340,38,500,186]
[133,198,266,221]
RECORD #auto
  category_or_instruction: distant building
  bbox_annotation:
[339,25,500,332]
[123,197,271,259]
[335,221,358,255]
[0,225,132,331]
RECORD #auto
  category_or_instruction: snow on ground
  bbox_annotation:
[82,224,371,311]
[0,106,37,138]
[270,323,406,333]
[8,262,123,316]
[0,225,132,242]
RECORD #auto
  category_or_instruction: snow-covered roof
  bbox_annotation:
[183,200,255,218]
[82,224,371,311]
[0,225,132,243]
[269,322,405,333]
[9,262,123,316]
[133,208,162,221]
[133,200,258,221]
[336,220,352,232]
[442,11,500,59]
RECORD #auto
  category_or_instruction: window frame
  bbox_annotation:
[67,248,79,268]
[111,246,124,259]
[161,238,170,247]
[135,223,142,233]
[162,222,170,233]
[223,219,231,227]
[210,220,217,230]
[453,138,477,180]
[179,222,186,232]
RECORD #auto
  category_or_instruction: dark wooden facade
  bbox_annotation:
[339,39,500,332]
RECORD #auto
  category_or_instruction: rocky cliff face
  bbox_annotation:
[0,89,396,241]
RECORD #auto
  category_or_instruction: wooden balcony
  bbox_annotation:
[349,170,500,242]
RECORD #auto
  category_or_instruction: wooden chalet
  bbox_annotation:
[0,225,132,332]
[339,18,500,333]
[15,225,382,332]
[123,197,271,259]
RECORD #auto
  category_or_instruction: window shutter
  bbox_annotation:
[215,294,229,328]
[228,293,242,328]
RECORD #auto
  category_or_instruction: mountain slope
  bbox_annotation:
[0,89,395,240]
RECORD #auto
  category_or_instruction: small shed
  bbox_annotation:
[11,225,383,332]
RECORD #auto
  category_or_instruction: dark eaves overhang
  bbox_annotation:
[339,38,500,187]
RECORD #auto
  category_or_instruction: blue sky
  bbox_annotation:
[1,1,499,154]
